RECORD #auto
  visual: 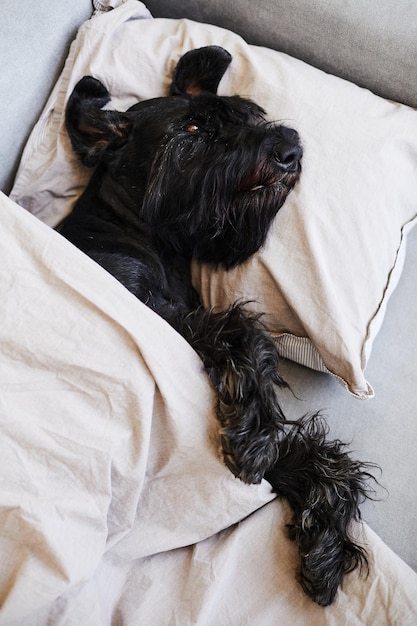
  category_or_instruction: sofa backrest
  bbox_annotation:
[146,0,417,110]
[0,0,93,193]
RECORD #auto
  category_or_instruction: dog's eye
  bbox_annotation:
[184,123,199,133]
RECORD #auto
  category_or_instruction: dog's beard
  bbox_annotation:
[142,135,299,267]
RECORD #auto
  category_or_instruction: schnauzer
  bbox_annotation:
[59,46,374,606]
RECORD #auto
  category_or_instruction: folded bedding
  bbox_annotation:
[3,1,417,623]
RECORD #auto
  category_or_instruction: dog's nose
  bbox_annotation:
[274,142,303,171]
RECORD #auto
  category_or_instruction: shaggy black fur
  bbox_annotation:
[59,46,375,606]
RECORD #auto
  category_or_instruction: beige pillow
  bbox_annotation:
[11,3,417,398]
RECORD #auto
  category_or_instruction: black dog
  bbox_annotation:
[59,46,374,606]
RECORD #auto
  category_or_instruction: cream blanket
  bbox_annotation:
[1,189,417,624]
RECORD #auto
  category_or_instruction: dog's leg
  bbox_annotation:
[168,302,374,606]
[169,302,290,484]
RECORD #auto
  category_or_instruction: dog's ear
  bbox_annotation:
[171,46,232,96]
[66,77,132,166]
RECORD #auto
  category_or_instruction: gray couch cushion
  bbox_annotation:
[145,0,417,110]
[0,0,92,193]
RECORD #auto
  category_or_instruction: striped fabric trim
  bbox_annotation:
[272,333,328,373]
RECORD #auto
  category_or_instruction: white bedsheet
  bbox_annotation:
[1,194,417,624]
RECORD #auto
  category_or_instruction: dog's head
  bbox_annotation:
[66,46,302,267]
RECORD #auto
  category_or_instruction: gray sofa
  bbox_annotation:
[1,1,416,622]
